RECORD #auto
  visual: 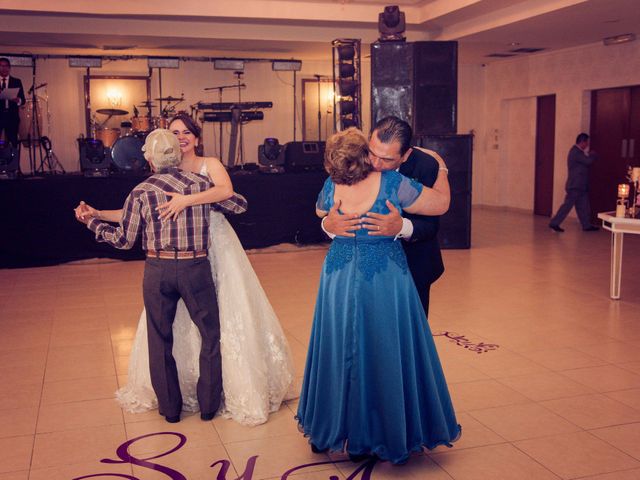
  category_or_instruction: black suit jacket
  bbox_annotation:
[398,147,445,290]
[565,145,596,191]
[0,76,26,115]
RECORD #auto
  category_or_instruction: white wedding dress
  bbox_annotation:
[116,165,297,426]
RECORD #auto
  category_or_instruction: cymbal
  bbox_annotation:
[155,96,183,102]
[137,102,156,108]
[96,108,129,116]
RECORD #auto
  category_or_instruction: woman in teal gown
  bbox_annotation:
[296,128,461,465]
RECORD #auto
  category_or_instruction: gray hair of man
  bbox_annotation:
[142,129,182,170]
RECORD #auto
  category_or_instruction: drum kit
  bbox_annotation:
[90,96,186,172]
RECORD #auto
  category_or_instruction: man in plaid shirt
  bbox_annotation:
[76,129,223,423]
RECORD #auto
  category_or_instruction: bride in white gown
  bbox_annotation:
[84,115,296,426]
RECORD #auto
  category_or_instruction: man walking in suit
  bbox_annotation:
[549,133,599,232]
[0,57,26,146]
[75,129,222,423]
[323,116,447,315]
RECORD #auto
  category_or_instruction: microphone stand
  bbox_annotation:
[204,83,245,160]
[235,71,245,168]
[314,74,322,141]
[28,59,42,175]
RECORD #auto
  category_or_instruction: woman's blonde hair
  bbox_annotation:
[324,128,373,185]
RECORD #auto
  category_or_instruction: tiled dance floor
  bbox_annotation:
[1,208,640,479]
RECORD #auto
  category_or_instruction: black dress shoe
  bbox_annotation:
[549,224,564,232]
[348,452,373,463]
[310,443,328,454]
[583,225,599,231]
[200,412,215,421]
[165,415,180,423]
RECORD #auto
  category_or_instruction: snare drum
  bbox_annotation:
[95,127,120,148]
[131,116,152,132]
[110,135,147,172]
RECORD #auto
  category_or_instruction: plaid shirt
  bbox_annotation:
[88,167,213,252]
[214,192,248,215]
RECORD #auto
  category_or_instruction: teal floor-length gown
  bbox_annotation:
[297,170,461,464]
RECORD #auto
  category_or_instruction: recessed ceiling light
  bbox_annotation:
[509,47,546,53]
[102,45,136,51]
[508,42,520,46]
[603,33,636,45]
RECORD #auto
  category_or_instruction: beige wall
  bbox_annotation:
[471,40,640,211]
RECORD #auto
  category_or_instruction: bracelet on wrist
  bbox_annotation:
[439,166,449,173]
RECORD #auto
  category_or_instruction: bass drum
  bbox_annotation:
[18,96,46,144]
[110,136,148,173]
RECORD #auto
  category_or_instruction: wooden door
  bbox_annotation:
[534,95,555,216]
[628,86,640,167]
[589,87,631,220]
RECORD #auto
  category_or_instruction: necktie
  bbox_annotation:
[0,78,6,90]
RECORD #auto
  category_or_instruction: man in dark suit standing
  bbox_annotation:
[323,116,447,315]
[0,58,26,146]
[549,132,599,232]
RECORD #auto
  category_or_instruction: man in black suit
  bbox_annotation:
[549,133,599,232]
[0,57,26,147]
[323,116,447,315]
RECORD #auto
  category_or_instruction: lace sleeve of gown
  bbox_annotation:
[396,172,423,208]
[316,177,334,211]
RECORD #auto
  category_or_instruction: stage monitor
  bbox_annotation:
[0,141,20,179]
[285,141,325,173]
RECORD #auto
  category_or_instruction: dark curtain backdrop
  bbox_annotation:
[0,171,328,268]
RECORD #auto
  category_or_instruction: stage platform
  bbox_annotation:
[0,171,328,268]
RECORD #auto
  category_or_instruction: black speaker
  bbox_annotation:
[415,134,472,248]
[0,141,20,179]
[79,138,111,177]
[371,41,457,136]
[371,42,414,126]
[413,41,457,136]
[285,141,325,173]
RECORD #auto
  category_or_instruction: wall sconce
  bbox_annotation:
[107,89,123,107]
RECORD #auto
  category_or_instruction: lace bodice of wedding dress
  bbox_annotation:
[116,162,297,426]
